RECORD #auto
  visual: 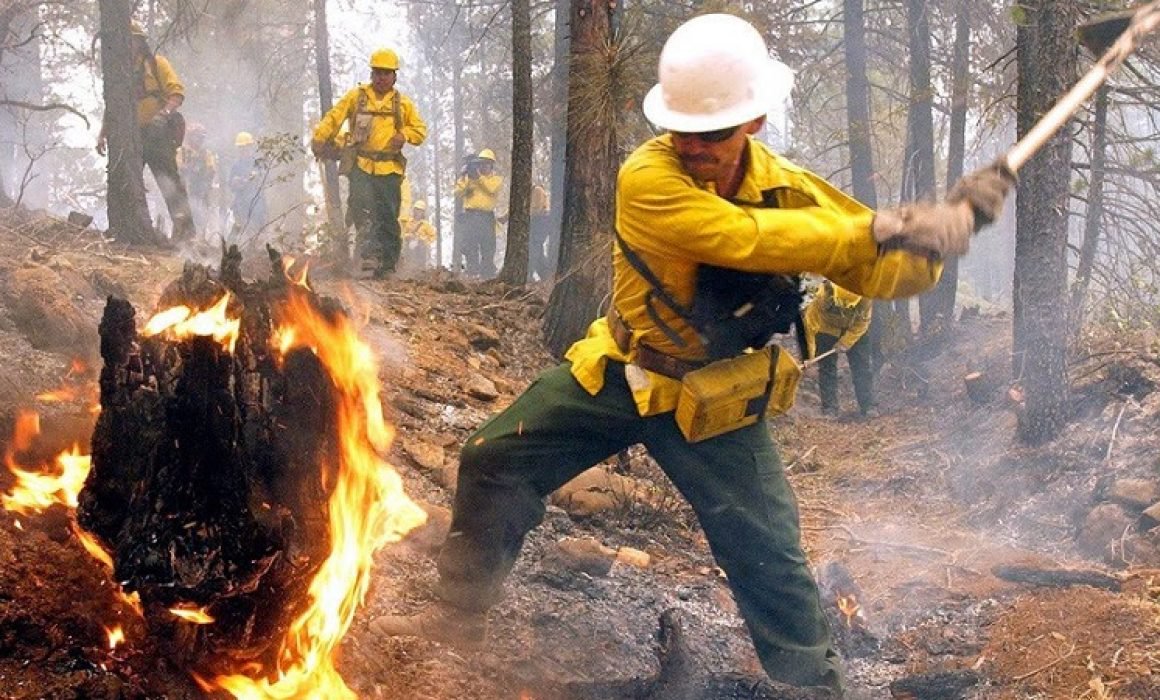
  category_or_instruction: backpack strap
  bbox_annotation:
[613,229,701,349]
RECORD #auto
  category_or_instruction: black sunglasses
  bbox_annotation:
[670,125,740,143]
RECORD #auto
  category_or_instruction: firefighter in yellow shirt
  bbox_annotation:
[805,281,876,417]
[527,183,553,282]
[178,123,217,239]
[455,149,503,278]
[311,48,427,278]
[401,200,436,272]
[372,15,1012,696]
[97,22,196,241]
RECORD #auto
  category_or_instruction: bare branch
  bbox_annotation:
[0,99,90,128]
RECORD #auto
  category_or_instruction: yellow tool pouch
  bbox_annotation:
[674,345,801,443]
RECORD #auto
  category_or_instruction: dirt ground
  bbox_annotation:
[1,209,1159,699]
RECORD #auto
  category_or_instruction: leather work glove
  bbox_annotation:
[310,139,328,159]
[872,200,975,258]
[948,159,1017,230]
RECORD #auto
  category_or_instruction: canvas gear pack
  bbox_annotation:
[332,88,405,176]
[674,345,801,442]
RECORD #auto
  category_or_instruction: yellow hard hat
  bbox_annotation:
[477,148,496,161]
[129,21,147,37]
[413,199,427,210]
[369,48,400,71]
[643,14,790,132]
[235,131,255,147]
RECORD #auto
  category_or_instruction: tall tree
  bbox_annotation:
[1068,84,1109,329]
[312,0,345,263]
[543,0,621,356]
[546,0,570,282]
[500,0,532,284]
[924,0,972,330]
[98,0,158,245]
[1013,0,1078,444]
[902,0,938,336]
[841,0,889,371]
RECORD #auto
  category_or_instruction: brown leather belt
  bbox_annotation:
[607,307,705,379]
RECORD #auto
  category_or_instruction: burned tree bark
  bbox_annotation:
[78,246,342,672]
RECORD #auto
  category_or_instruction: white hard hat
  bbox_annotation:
[642,14,789,133]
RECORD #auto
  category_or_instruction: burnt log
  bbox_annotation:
[992,564,1121,591]
[964,371,999,404]
[77,245,344,674]
[521,609,834,700]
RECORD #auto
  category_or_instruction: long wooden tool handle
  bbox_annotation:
[1005,0,1160,173]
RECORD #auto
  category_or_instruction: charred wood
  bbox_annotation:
[992,564,1121,591]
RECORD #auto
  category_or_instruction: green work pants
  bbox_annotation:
[348,168,402,274]
[815,333,874,414]
[436,361,843,692]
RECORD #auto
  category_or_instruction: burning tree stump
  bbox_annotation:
[77,246,346,674]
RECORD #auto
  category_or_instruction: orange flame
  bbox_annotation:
[837,595,863,628]
[1,411,91,515]
[281,255,312,290]
[142,293,241,353]
[202,289,425,698]
[170,605,216,624]
[106,625,125,650]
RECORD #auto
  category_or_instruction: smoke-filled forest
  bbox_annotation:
[2,0,1160,698]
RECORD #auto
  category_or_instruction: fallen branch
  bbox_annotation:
[992,564,1121,591]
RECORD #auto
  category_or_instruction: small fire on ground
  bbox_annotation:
[837,594,865,628]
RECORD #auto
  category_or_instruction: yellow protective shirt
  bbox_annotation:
[136,54,183,126]
[456,173,503,211]
[403,219,436,244]
[803,282,872,357]
[313,85,427,176]
[564,134,942,417]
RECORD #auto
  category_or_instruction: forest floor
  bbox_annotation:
[1,208,1159,700]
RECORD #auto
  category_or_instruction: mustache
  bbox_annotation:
[680,154,717,165]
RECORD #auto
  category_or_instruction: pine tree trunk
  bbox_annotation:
[500,0,533,285]
[1014,0,1077,444]
[925,0,971,329]
[902,0,940,337]
[312,0,346,266]
[842,0,887,372]
[546,0,571,283]
[99,0,159,246]
[1068,84,1109,330]
[543,0,618,357]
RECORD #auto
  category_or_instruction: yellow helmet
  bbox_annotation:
[235,131,255,147]
[369,48,400,71]
[129,21,147,36]
[477,148,496,161]
[413,199,427,210]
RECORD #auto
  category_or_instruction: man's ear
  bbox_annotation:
[745,116,766,135]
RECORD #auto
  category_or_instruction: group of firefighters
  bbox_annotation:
[99,23,270,243]
[103,14,1014,697]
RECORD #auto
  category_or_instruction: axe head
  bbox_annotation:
[1077,9,1135,56]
